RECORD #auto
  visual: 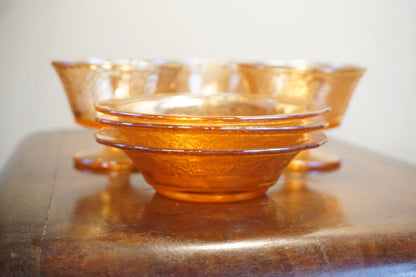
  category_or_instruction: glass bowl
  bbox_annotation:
[95,95,329,151]
[52,59,182,172]
[95,93,330,125]
[97,117,326,151]
[239,61,365,171]
[96,127,327,203]
[52,58,250,171]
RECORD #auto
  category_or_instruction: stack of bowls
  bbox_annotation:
[95,92,329,203]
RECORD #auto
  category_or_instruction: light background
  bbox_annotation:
[0,0,415,171]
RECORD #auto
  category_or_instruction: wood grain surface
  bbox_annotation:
[1,130,416,276]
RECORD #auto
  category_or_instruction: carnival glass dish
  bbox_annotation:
[239,61,365,171]
[96,111,329,158]
[97,128,327,203]
[52,58,253,171]
[95,93,330,125]
[95,93,328,202]
[52,59,182,171]
[96,115,327,150]
[95,94,329,151]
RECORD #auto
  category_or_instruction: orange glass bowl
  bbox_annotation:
[95,93,330,126]
[94,94,328,202]
[239,61,365,171]
[95,94,329,151]
[96,116,327,151]
[52,59,182,172]
[96,128,327,203]
[52,59,252,171]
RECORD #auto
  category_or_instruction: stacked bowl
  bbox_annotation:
[95,92,329,203]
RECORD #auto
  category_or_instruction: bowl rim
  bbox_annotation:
[95,114,329,132]
[239,60,366,73]
[52,59,154,70]
[96,128,327,155]
[51,58,365,73]
[95,94,331,123]
[51,58,237,70]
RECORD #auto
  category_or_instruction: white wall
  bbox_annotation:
[1,0,415,170]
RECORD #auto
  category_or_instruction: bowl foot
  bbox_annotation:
[153,186,269,203]
[74,146,137,173]
[286,149,340,172]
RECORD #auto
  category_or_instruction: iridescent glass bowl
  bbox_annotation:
[95,94,329,151]
[52,58,254,171]
[95,93,330,126]
[52,59,182,172]
[95,94,328,202]
[239,61,365,171]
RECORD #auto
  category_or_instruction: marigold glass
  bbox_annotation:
[97,127,327,202]
[239,61,365,171]
[52,59,182,172]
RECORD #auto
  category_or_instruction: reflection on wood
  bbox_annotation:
[1,130,416,276]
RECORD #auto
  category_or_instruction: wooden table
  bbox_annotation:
[1,130,416,276]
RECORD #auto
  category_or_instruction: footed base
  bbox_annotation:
[286,149,340,172]
[74,146,136,173]
[153,185,270,203]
